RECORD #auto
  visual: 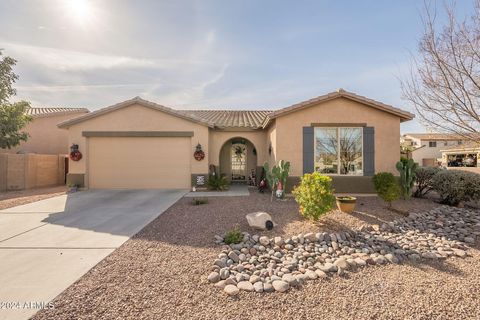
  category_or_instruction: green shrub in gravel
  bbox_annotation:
[192,198,208,205]
[431,170,480,206]
[372,172,400,207]
[292,172,335,221]
[413,167,441,198]
[224,227,243,244]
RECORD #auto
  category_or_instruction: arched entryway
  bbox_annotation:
[219,137,258,184]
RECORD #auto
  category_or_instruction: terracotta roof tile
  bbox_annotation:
[27,107,89,117]
[180,110,272,129]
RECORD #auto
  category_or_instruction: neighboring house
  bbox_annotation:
[58,89,413,192]
[440,143,480,174]
[0,107,89,155]
[401,133,467,167]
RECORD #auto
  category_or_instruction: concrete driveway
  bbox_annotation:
[0,189,186,320]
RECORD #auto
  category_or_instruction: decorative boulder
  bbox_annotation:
[246,212,276,230]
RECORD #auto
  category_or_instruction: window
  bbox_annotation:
[429,141,437,147]
[314,127,363,175]
[447,153,477,167]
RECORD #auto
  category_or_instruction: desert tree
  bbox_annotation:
[401,0,480,143]
[0,50,32,149]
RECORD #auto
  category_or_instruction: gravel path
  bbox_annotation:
[0,186,66,210]
[34,192,480,320]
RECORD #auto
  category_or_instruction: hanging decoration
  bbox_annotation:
[69,144,82,161]
[194,143,205,161]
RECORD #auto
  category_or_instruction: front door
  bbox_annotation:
[231,143,246,181]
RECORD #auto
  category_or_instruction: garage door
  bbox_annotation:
[88,137,191,189]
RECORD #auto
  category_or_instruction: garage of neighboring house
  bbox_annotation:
[58,97,211,190]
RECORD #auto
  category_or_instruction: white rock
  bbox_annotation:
[246,212,276,230]
[253,281,264,293]
[224,284,239,296]
[237,281,254,292]
[259,236,270,246]
[274,236,283,246]
[305,270,318,280]
[315,269,328,279]
[272,280,289,293]
[304,232,316,242]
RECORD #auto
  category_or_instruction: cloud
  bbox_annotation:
[3,41,216,72]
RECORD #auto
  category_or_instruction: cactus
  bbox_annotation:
[263,160,291,201]
[395,158,418,199]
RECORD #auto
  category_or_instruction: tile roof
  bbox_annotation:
[27,107,89,117]
[403,133,466,141]
[180,110,272,129]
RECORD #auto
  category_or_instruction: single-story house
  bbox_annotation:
[58,89,414,192]
[0,107,89,155]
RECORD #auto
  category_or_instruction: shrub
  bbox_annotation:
[292,172,336,221]
[413,167,440,198]
[372,172,400,207]
[192,198,208,205]
[224,227,243,244]
[207,174,229,191]
[431,170,480,206]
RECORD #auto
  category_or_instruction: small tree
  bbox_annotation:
[292,172,335,221]
[372,172,400,208]
[0,51,32,149]
[401,1,480,143]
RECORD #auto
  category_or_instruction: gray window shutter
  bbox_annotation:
[363,127,375,176]
[303,127,314,174]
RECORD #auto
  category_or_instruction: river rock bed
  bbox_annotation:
[209,206,480,295]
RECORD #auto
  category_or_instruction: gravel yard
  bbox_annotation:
[34,191,480,320]
[0,186,67,210]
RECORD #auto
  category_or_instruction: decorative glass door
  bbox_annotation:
[231,143,246,181]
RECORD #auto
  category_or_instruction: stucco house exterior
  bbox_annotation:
[58,89,413,192]
[1,107,89,155]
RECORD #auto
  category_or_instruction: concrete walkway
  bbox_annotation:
[184,184,250,197]
[0,189,186,320]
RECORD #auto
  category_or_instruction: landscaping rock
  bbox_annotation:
[259,236,270,246]
[272,280,289,292]
[253,281,264,293]
[210,205,480,294]
[207,272,220,283]
[224,284,239,296]
[237,281,254,292]
[246,212,276,230]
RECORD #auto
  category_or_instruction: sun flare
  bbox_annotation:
[64,0,94,26]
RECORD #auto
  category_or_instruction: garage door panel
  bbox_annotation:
[88,137,190,189]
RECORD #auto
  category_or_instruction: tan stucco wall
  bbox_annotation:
[266,121,277,167]
[0,112,88,155]
[274,97,401,176]
[209,130,267,167]
[65,104,209,187]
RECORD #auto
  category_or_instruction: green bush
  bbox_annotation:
[192,198,208,205]
[207,174,229,191]
[292,172,336,221]
[413,167,440,198]
[372,172,400,207]
[224,227,243,244]
[431,170,480,206]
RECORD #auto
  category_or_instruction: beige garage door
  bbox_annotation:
[88,137,191,189]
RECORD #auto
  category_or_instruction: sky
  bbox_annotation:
[0,0,476,133]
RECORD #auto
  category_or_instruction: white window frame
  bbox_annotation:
[314,127,364,176]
